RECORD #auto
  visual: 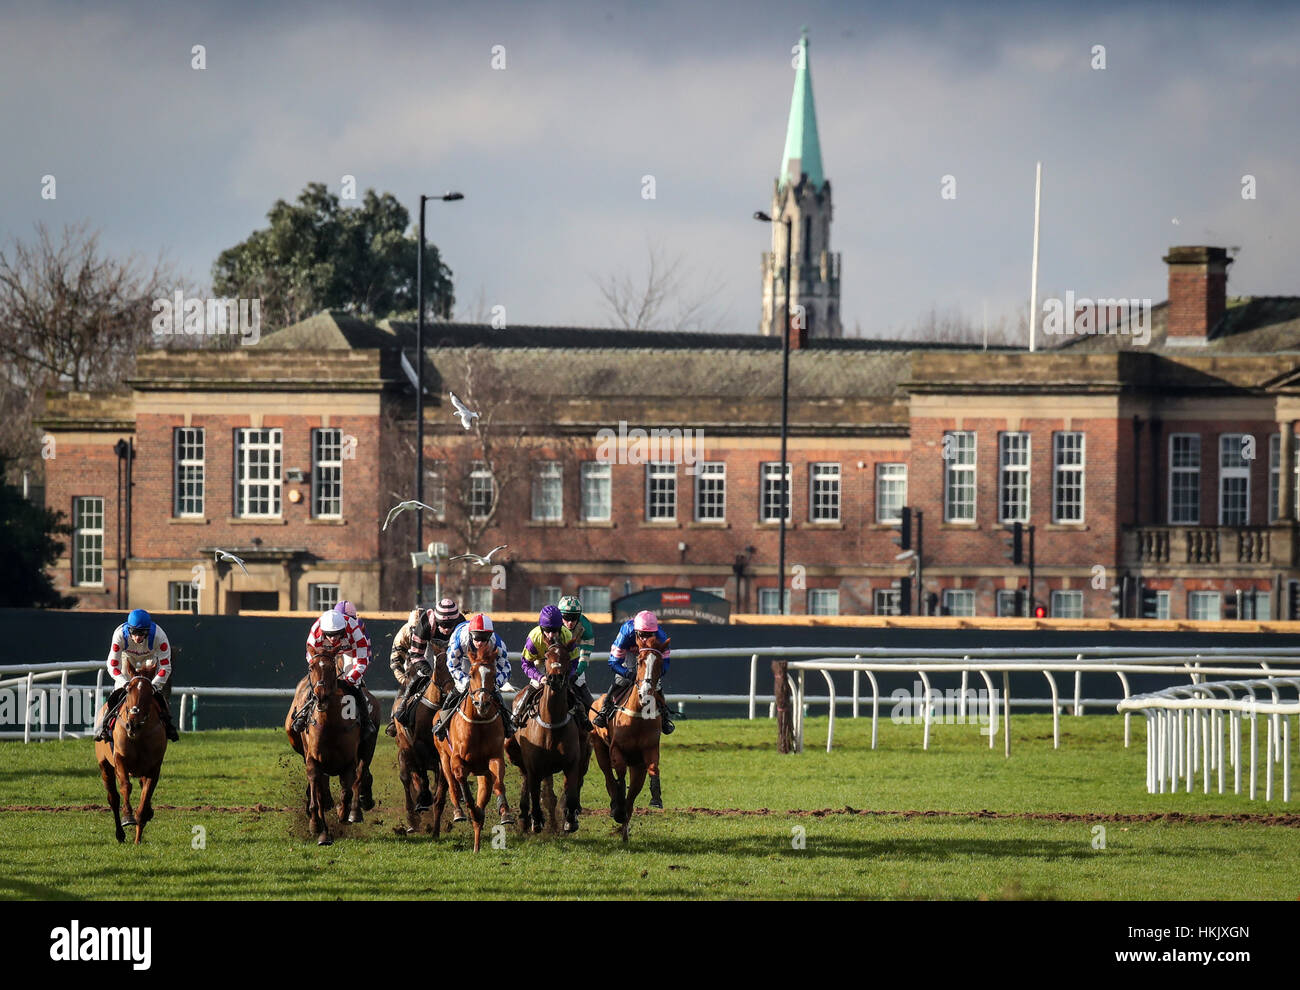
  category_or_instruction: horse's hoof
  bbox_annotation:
[500,812,517,826]
[115,828,126,843]
[121,817,137,829]
[361,795,376,811]
[348,811,363,824]
[415,795,432,812]
[452,811,467,824]
[564,819,578,834]
[649,798,663,810]
[531,819,543,834]
[317,834,333,846]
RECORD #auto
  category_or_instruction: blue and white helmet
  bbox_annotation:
[126,609,152,634]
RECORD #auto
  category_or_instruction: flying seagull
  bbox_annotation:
[214,549,250,577]
[382,499,439,531]
[449,544,508,566]
[449,391,480,430]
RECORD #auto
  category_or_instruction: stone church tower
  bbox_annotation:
[760,30,843,340]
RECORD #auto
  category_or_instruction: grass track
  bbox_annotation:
[1,715,1296,900]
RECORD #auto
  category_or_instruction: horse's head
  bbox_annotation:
[122,660,156,739]
[634,642,663,702]
[543,641,569,687]
[468,660,495,718]
[307,643,339,703]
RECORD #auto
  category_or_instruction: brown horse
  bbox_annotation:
[432,637,516,852]
[394,646,455,833]
[285,643,371,844]
[95,660,168,844]
[507,643,586,834]
[590,644,663,843]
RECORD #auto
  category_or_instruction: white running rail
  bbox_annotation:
[1118,678,1300,802]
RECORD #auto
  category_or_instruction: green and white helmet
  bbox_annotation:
[558,595,582,617]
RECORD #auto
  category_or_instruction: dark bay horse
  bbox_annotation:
[394,646,455,834]
[95,659,167,844]
[285,643,370,844]
[591,644,663,843]
[432,637,515,852]
[507,643,586,834]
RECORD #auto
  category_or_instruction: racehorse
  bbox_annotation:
[285,641,375,844]
[507,643,586,834]
[590,644,663,843]
[94,659,167,844]
[432,635,516,852]
[394,645,458,833]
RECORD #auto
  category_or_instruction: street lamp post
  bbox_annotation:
[415,191,463,607]
[755,209,794,752]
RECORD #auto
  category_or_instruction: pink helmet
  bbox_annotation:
[334,600,357,620]
[633,610,659,632]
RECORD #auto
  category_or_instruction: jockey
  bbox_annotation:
[93,608,180,742]
[334,600,370,653]
[594,609,674,735]
[293,609,376,737]
[386,597,465,736]
[433,613,515,740]
[514,604,588,729]
[558,594,598,721]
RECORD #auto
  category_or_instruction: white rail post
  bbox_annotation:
[918,671,934,751]
[960,663,970,720]
[1073,663,1083,716]
[749,655,758,720]
[821,670,837,753]
[1265,708,1274,801]
[24,671,33,744]
[1002,670,1011,758]
[852,656,860,719]
[1117,672,1132,747]
[1284,716,1291,802]
[978,670,997,749]
[866,670,880,750]
[1249,711,1258,800]
[59,670,69,740]
[1042,671,1059,749]
[179,693,189,733]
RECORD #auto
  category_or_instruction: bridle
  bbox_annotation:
[122,670,156,739]
[615,646,662,721]
[459,660,499,724]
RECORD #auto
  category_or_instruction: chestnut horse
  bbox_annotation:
[394,646,457,833]
[94,659,168,844]
[432,637,516,852]
[590,644,663,843]
[507,643,586,834]
[285,643,371,844]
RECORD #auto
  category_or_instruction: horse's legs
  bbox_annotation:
[117,763,136,828]
[342,761,362,824]
[397,745,419,833]
[357,715,377,811]
[562,763,582,833]
[430,755,449,839]
[542,775,558,834]
[491,756,514,825]
[517,767,531,834]
[472,771,492,852]
[622,764,648,844]
[307,761,330,845]
[100,758,125,844]
[134,772,160,845]
[592,736,622,822]
[530,769,545,833]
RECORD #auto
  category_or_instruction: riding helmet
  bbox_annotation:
[558,595,582,617]
[633,610,659,632]
[319,610,347,634]
[539,605,562,630]
[126,608,152,633]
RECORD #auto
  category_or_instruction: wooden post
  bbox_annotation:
[774,659,793,753]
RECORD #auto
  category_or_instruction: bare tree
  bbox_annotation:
[593,240,729,333]
[0,223,179,481]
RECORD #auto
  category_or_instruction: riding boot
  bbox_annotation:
[569,683,592,730]
[593,677,628,729]
[657,689,675,735]
[387,677,411,736]
[291,696,315,734]
[649,773,664,810]
[94,686,128,741]
[433,690,462,740]
[493,689,516,737]
[156,692,181,742]
[344,681,376,737]
[574,681,597,721]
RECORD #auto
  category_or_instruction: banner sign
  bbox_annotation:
[612,587,731,625]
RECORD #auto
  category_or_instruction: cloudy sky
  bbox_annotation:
[2,0,1298,339]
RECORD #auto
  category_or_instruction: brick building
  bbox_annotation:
[34,245,1300,621]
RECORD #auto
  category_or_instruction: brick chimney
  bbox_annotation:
[1163,246,1232,345]
[787,311,808,350]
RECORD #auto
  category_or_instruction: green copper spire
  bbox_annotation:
[779,28,825,190]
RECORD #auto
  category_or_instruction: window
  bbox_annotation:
[998,433,1030,523]
[694,462,726,521]
[169,580,200,612]
[174,427,204,517]
[1169,434,1200,524]
[309,584,340,612]
[579,585,612,617]
[1052,432,1084,523]
[943,432,976,522]
[465,586,493,613]
[425,461,447,521]
[236,428,282,517]
[531,461,563,522]
[1050,590,1084,618]
[808,589,839,615]
[1154,590,1171,620]
[875,463,907,524]
[810,463,840,522]
[996,589,1022,617]
[1241,591,1271,621]
[943,589,975,616]
[530,586,562,611]
[874,589,901,616]
[312,428,343,518]
[758,588,789,614]
[696,586,726,599]
[1269,433,1300,522]
[468,461,495,520]
[72,496,104,586]
[646,462,676,521]
[1219,434,1249,526]
[760,462,792,523]
[1187,591,1221,621]
[580,461,611,522]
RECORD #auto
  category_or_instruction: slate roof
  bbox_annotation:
[1058,297,1300,354]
